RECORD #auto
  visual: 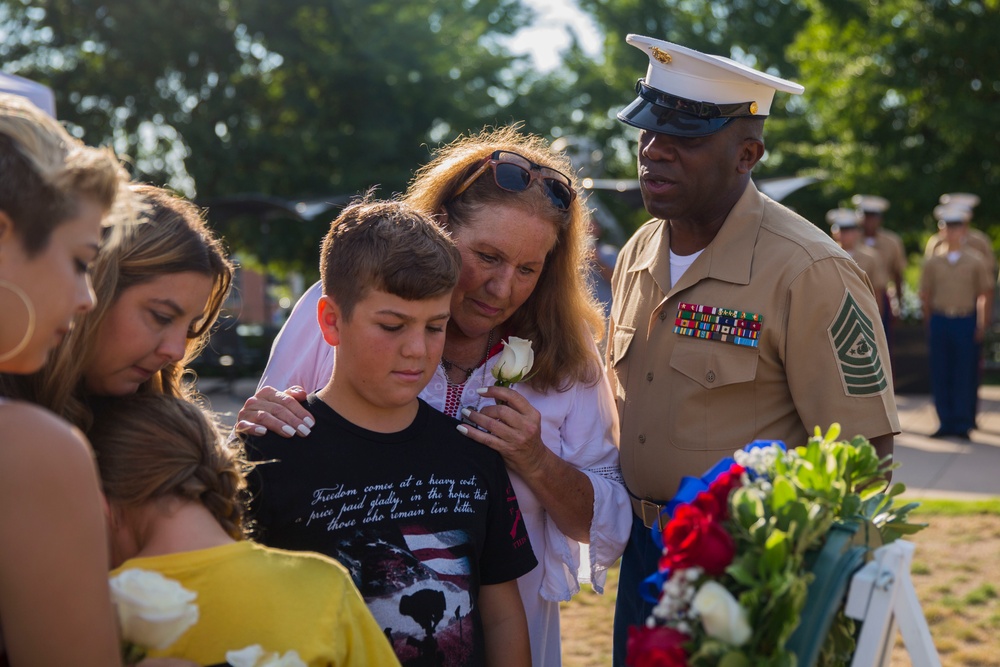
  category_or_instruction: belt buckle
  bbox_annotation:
[641,499,666,531]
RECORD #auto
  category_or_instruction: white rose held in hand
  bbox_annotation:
[109,569,199,652]
[491,336,534,387]
[691,580,752,646]
[227,645,308,667]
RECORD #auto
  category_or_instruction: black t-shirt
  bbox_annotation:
[245,395,537,667]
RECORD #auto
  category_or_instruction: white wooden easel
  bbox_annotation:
[844,540,941,667]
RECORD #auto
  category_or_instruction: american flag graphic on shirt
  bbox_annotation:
[400,526,472,588]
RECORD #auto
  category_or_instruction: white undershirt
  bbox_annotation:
[670,248,704,289]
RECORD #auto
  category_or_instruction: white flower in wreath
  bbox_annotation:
[691,580,752,647]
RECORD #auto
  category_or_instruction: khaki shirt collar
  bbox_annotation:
[626,181,764,297]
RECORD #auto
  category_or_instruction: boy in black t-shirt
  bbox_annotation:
[245,200,536,667]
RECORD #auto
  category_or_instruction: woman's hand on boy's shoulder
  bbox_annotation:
[235,385,315,439]
[458,385,546,476]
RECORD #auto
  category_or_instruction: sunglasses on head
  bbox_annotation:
[450,150,576,211]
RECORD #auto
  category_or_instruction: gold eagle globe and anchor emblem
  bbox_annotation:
[651,46,672,64]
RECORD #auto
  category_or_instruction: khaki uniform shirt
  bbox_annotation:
[608,182,899,505]
[924,228,997,280]
[863,229,906,292]
[850,245,887,302]
[920,247,993,316]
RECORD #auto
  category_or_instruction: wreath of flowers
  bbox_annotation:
[626,424,926,667]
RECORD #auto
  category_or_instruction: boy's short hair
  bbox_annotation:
[319,198,461,320]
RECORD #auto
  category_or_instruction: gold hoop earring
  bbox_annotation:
[0,279,36,363]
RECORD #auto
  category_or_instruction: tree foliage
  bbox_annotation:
[1,0,544,270]
[563,0,999,250]
[788,0,1000,248]
[4,0,999,264]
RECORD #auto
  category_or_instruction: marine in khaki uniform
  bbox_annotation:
[828,207,887,316]
[920,204,993,439]
[608,35,900,666]
[924,193,996,280]
[852,194,907,334]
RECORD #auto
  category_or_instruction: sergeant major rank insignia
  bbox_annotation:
[828,292,887,396]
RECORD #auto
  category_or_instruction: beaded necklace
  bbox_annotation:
[441,329,495,420]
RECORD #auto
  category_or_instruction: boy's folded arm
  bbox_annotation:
[479,579,531,667]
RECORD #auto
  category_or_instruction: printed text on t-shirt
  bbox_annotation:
[306,474,488,530]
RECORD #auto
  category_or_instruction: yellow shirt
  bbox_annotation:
[111,541,399,667]
[608,182,899,504]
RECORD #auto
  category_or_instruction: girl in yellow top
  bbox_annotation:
[89,393,400,667]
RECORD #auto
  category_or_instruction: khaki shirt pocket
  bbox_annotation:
[610,325,636,397]
[667,339,759,451]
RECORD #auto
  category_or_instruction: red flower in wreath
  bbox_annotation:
[625,625,689,667]
[660,499,735,576]
[706,464,745,520]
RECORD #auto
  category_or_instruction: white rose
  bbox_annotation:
[226,645,268,667]
[109,569,199,651]
[491,336,534,386]
[263,651,307,667]
[226,645,307,667]
[691,580,752,646]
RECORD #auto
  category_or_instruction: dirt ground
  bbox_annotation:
[888,514,1000,667]
[560,513,1000,667]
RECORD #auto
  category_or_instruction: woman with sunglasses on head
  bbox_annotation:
[237,125,631,666]
[0,182,234,432]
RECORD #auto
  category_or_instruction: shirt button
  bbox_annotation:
[638,434,646,444]
[646,372,654,382]
[706,370,716,383]
[659,310,667,321]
